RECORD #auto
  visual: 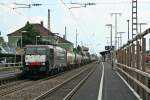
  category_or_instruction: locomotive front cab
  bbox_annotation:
[23,46,52,74]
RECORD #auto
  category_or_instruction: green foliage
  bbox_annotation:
[0,37,5,45]
[21,21,41,47]
[73,45,83,55]
[77,45,82,52]
[73,48,77,53]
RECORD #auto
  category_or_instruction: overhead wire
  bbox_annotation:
[60,0,89,33]
[59,0,93,42]
[0,3,31,21]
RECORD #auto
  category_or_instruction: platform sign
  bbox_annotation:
[105,46,114,50]
[110,46,114,50]
[105,46,109,50]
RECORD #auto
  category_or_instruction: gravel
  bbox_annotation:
[0,62,96,100]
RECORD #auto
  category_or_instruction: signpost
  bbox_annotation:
[105,46,114,50]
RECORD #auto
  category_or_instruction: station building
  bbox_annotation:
[7,21,74,52]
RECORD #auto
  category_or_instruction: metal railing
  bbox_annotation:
[115,28,150,100]
[0,63,22,72]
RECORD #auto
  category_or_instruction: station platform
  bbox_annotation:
[101,62,138,100]
[71,62,139,100]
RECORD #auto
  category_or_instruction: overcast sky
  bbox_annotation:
[0,0,150,54]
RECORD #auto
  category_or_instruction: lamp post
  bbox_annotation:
[106,24,113,48]
[106,24,113,67]
[76,29,78,48]
[111,13,121,50]
[36,36,40,45]
[116,36,121,49]
[127,19,130,40]
[53,33,59,45]
[111,13,121,70]
[117,32,125,48]
[20,30,27,67]
[21,30,28,48]
[137,23,147,33]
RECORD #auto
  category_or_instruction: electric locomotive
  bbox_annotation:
[22,45,67,74]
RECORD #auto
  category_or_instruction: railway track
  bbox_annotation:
[0,74,20,86]
[0,71,65,97]
[0,62,97,100]
[0,79,27,90]
[34,63,97,100]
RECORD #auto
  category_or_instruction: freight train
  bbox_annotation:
[21,45,97,75]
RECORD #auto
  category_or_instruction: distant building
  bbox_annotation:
[7,21,74,51]
[80,46,90,57]
[0,36,15,54]
[81,46,89,52]
[0,36,5,45]
[0,36,7,53]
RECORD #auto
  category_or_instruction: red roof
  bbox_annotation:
[7,24,54,36]
[7,23,73,44]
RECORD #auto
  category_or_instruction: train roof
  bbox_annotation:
[25,45,66,50]
[25,45,54,49]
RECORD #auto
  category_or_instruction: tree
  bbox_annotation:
[21,21,41,47]
[77,45,83,55]
[0,48,2,53]
[0,37,5,45]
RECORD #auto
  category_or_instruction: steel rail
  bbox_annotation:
[34,63,97,100]
[0,80,27,90]
[0,71,66,97]
[0,66,22,70]
[0,74,20,86]
[63,63,98,100]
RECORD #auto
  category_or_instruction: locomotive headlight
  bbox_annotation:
[26,62,29,65]
[41,62,45,65]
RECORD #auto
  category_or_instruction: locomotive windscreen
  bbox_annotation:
[26,47,48,55]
